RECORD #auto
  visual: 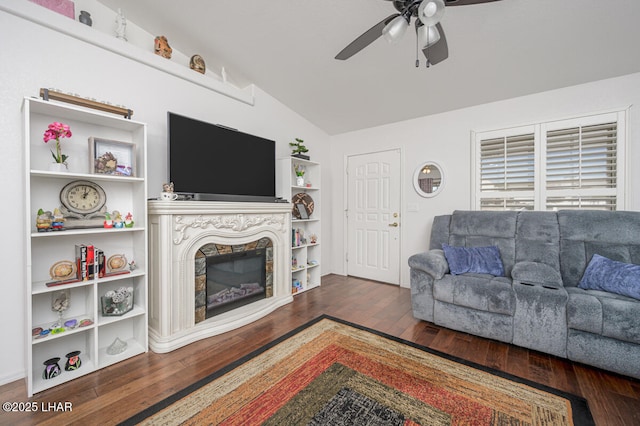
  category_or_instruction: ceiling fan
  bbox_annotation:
[335,0,502,67]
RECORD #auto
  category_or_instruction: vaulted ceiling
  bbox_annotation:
[97,0,640,135]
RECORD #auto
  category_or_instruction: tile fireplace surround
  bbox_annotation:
[147,200,293,353]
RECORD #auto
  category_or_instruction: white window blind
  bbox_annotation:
[477,130,535,211]
[544,121,618,210]
[473,111,625,211]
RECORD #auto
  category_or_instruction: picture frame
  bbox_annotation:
[296,203,309,220]
[89,137,136,176]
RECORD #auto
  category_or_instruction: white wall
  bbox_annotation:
[0,6,330,385]
[329,72,640,287]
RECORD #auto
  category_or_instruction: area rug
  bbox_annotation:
[121,315,594,425]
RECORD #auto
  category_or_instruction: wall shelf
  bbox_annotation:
[277,157,321,294]
[1,0,255,105]
[23,97,148,396]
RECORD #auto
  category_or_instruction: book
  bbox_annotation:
[96,248,105,278]
[75,244,87,281]
[86,245,95,280]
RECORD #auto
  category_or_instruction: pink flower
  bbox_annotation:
[43,122,72,164]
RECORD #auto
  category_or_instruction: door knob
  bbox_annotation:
[388,222,399,227]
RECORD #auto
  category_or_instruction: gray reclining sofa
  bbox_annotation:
[409,210,640,379]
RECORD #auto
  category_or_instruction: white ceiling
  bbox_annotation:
[97,0,640,135]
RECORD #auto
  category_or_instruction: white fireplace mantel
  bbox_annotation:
[147,200,293,352]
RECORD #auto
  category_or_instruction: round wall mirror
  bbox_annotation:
[413,162,444,198]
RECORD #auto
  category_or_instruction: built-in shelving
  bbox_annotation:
[23,97,148,396]
[277,157,321,294]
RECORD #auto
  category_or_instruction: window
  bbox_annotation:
[473,111,626,211]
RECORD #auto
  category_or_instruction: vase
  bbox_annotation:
[296,176,305,186]
[49,163,67,172]
[79,11,92,26]
[65,350,82,371]
[42,357,61,380]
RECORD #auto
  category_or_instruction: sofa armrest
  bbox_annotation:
[512,261,563,288]
[408,249,449,280]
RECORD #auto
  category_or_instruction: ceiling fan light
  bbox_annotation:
[418,24,441,49]
[382,15,409,44]
[418,0,446,26]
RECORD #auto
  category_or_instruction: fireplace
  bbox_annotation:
[195,239,273,322]
[148,201,292,353]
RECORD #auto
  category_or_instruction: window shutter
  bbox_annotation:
[546,122,617,190]
[474,110,624,212]
[480,133,535,192]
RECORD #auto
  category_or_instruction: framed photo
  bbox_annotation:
[296,203,309,220]
[89,137,136,177]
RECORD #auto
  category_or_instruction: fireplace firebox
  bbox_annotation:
[205,249,266,318]
[195,238,274,323]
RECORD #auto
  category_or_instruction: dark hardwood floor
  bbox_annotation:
[2,275,638,425]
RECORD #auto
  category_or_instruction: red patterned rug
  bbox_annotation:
[121,316,593,425]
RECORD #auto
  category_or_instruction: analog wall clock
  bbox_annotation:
[59,180,108,228]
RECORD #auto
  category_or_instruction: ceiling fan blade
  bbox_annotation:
[421,23,448,65]
[335,14,399,60]
[444,0,501,6]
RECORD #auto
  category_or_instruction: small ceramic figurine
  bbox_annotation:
[113,211,124,228]
[124,212,134,228]
[51,208,65,231]
[154,36,172,59]
[36,209,53,232]
[104,212,113,228]
[162,182,174,192]
[115,8,127,41]
[190,55,206,74]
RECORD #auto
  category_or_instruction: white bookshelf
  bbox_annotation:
[277,157,321,294]
[23,97,148,396]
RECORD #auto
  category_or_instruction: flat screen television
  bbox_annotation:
[168,112,276,202]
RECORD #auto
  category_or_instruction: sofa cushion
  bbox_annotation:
[448,211,517,275]
[442,244,504,276]
[558,210,640,287]
[514,211,560,270]
[566,287,640,345]
[433,274,514,315]
[512,261,563,288]
[579,254,640,300]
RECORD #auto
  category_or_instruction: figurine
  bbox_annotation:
[104,212,113,228]
[161,182,178,200]
[115,8,127,41]
[190,55,206,74]
[51,208,65,231]
[36,209,53,232]
[154,36,172,59]
[128,260,136,271]
[124,212,134,228]
[113,211,124,228]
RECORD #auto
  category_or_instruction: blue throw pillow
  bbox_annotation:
[578,254,640,300]
[442,244,504,276]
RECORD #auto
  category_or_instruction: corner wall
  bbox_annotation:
[0,6,330,385]
[329,72,640,287]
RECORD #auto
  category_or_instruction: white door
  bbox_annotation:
[347,150,401,285]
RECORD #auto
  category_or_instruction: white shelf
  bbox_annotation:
[278,157,321,295]
[31,227,145,238]
[31,169,145,183]
[98,338,146,369]
[23,97,148,396]
[32,319,95,345]
[1,1,254,106]
[32,358,96,395]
